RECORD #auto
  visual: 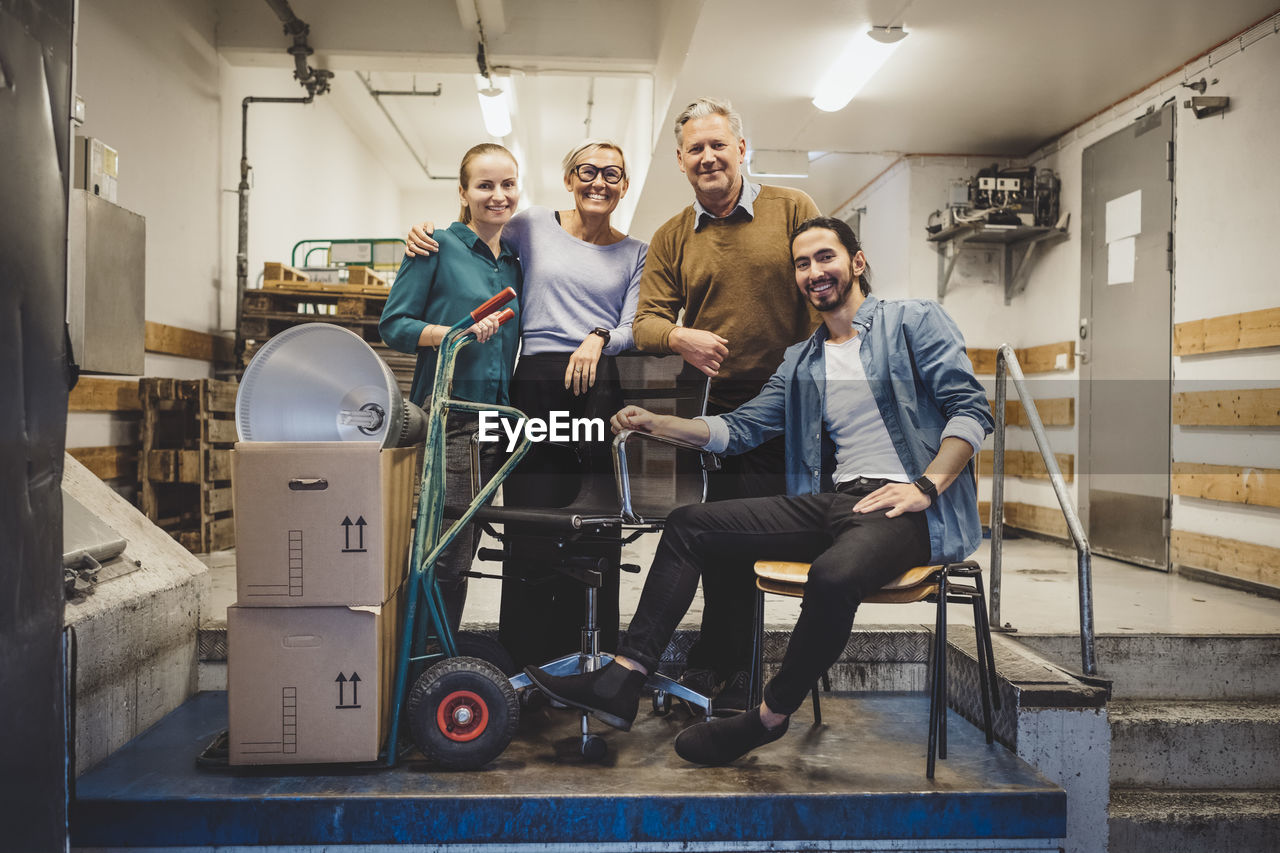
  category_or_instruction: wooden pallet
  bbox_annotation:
[243,288,388,320]
[262,261,309,283]
[138,378,238,553]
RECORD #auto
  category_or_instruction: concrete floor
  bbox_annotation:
[203,532,1280,635]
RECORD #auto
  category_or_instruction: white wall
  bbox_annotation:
[75,0,222,377]
[846,20,1280,559]
[218,64,406,325]
[68,0,222,458]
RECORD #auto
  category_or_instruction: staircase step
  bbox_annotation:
[1110,700,1280,788]
[1109,788,1280,853]
[1013,634,1280,700]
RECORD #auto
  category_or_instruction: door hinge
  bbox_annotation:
[1166,140,1175,182]
[1166,232,1175,272]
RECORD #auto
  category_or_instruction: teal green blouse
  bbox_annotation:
[379,221,522,407]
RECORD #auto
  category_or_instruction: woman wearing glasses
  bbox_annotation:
[406,141,646,669]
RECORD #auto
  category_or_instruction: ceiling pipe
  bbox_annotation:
[357,73,457,183]
[235,1,334,361]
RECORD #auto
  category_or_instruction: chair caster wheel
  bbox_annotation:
[652,691,672,716]
[581,734,607,762]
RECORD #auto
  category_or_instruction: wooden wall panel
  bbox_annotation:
[967,341,1076,375]
[68,378,140,412]
[1172,388,1280,427]
[1171,530,1280,588]
[66,446,137,481]
[1174,307,1280,356]
[979,500,1071,539]
[144,321,235,363]
[1171,462,1280,509]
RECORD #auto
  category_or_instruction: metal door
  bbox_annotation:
[1079,105,1174,569]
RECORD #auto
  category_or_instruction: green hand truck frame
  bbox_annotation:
[382,286,534,770]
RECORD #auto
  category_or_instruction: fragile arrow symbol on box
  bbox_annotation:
[335,672,361,709]
[340,516,368,553]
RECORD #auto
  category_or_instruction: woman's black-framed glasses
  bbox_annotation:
[572,163,626,184]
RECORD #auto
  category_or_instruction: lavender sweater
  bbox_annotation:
[504,206,646,356]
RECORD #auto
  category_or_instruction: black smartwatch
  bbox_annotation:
[912,475,938,502]
[590,327,611,346]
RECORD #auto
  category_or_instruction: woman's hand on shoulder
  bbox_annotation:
[564,333,606,396]
[405,221,439,257]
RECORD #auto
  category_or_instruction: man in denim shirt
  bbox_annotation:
[526,216,993,765]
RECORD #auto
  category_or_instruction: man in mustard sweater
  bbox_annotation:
[633,97,820,714]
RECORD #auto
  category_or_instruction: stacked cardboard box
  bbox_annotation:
[226,441,416,765]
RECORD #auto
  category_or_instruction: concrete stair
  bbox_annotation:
[1015,633,1280,853]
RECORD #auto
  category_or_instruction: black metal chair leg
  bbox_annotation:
[821,671,832,693]
[750,587,764,709]
[926,584,944,779]
[970,593,995,744]
[810,683,823,725]
[973,574,1001,711]
[937,572,949,761]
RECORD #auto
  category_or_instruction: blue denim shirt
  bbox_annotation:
[701,295,993,563]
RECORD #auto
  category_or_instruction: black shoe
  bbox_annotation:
[712,670,750,716]
[674,707,790,766]
[522,661,647,731]
[675,667,720,715]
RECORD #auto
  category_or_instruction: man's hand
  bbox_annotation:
[405,221,439,257]
[611,405,661,435]
[852,482,932,518]
[565,334,605,396]
[670,327,728,377]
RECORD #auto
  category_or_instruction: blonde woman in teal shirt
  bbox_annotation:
[380,143,524,632]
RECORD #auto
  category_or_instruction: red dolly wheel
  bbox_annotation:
[406,656,519,769]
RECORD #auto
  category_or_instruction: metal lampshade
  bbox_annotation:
[236,323,426,447]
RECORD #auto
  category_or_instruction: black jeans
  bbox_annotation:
[618,480,931,715]
[683,401,789,678]
[499,352,623,669]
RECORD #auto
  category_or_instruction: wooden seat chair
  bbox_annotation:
[749,559,1001,778]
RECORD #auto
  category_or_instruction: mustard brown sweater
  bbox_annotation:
[633,184,821,408]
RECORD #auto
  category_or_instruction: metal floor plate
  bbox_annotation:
[73,691,1065,849]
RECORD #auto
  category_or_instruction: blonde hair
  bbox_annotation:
[561,140,627,183]
[457,143,517,224]
[673,97,743,146]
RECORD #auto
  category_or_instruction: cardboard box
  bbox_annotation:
[233,442,416,606]
[227,586,403,765]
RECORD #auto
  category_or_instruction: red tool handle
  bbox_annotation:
[470,287,517,322]
[491,307,515,327]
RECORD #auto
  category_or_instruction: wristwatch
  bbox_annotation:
[590,327,611,346]
[912,475,938,502]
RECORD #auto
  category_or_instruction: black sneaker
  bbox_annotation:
[523,661,647,731]
[674,707,790,765]
[713,670,751,716]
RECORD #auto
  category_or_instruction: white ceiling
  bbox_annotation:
[216,0,1279,238]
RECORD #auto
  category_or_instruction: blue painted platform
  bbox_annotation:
[72,691,1064,849]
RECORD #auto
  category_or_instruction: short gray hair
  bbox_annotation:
[673,97,743,146]
[560,140,627,183]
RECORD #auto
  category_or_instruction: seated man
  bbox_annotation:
[525,216,993,765]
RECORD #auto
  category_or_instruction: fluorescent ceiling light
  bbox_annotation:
[748,149,810,178]
[476,79,512,138]
[811,28,907,113]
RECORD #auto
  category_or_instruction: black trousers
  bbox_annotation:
[683,400,789,678]
[499,352,623,669]
[617,480,930,715]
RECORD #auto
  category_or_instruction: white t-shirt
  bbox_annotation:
[823,334,909,485]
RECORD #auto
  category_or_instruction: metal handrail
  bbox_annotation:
[990,344,1097,675]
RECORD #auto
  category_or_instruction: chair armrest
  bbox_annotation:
[612,429,720,523]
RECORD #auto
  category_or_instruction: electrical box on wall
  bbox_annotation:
[74,136,119,203]
[67,190,146,375]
